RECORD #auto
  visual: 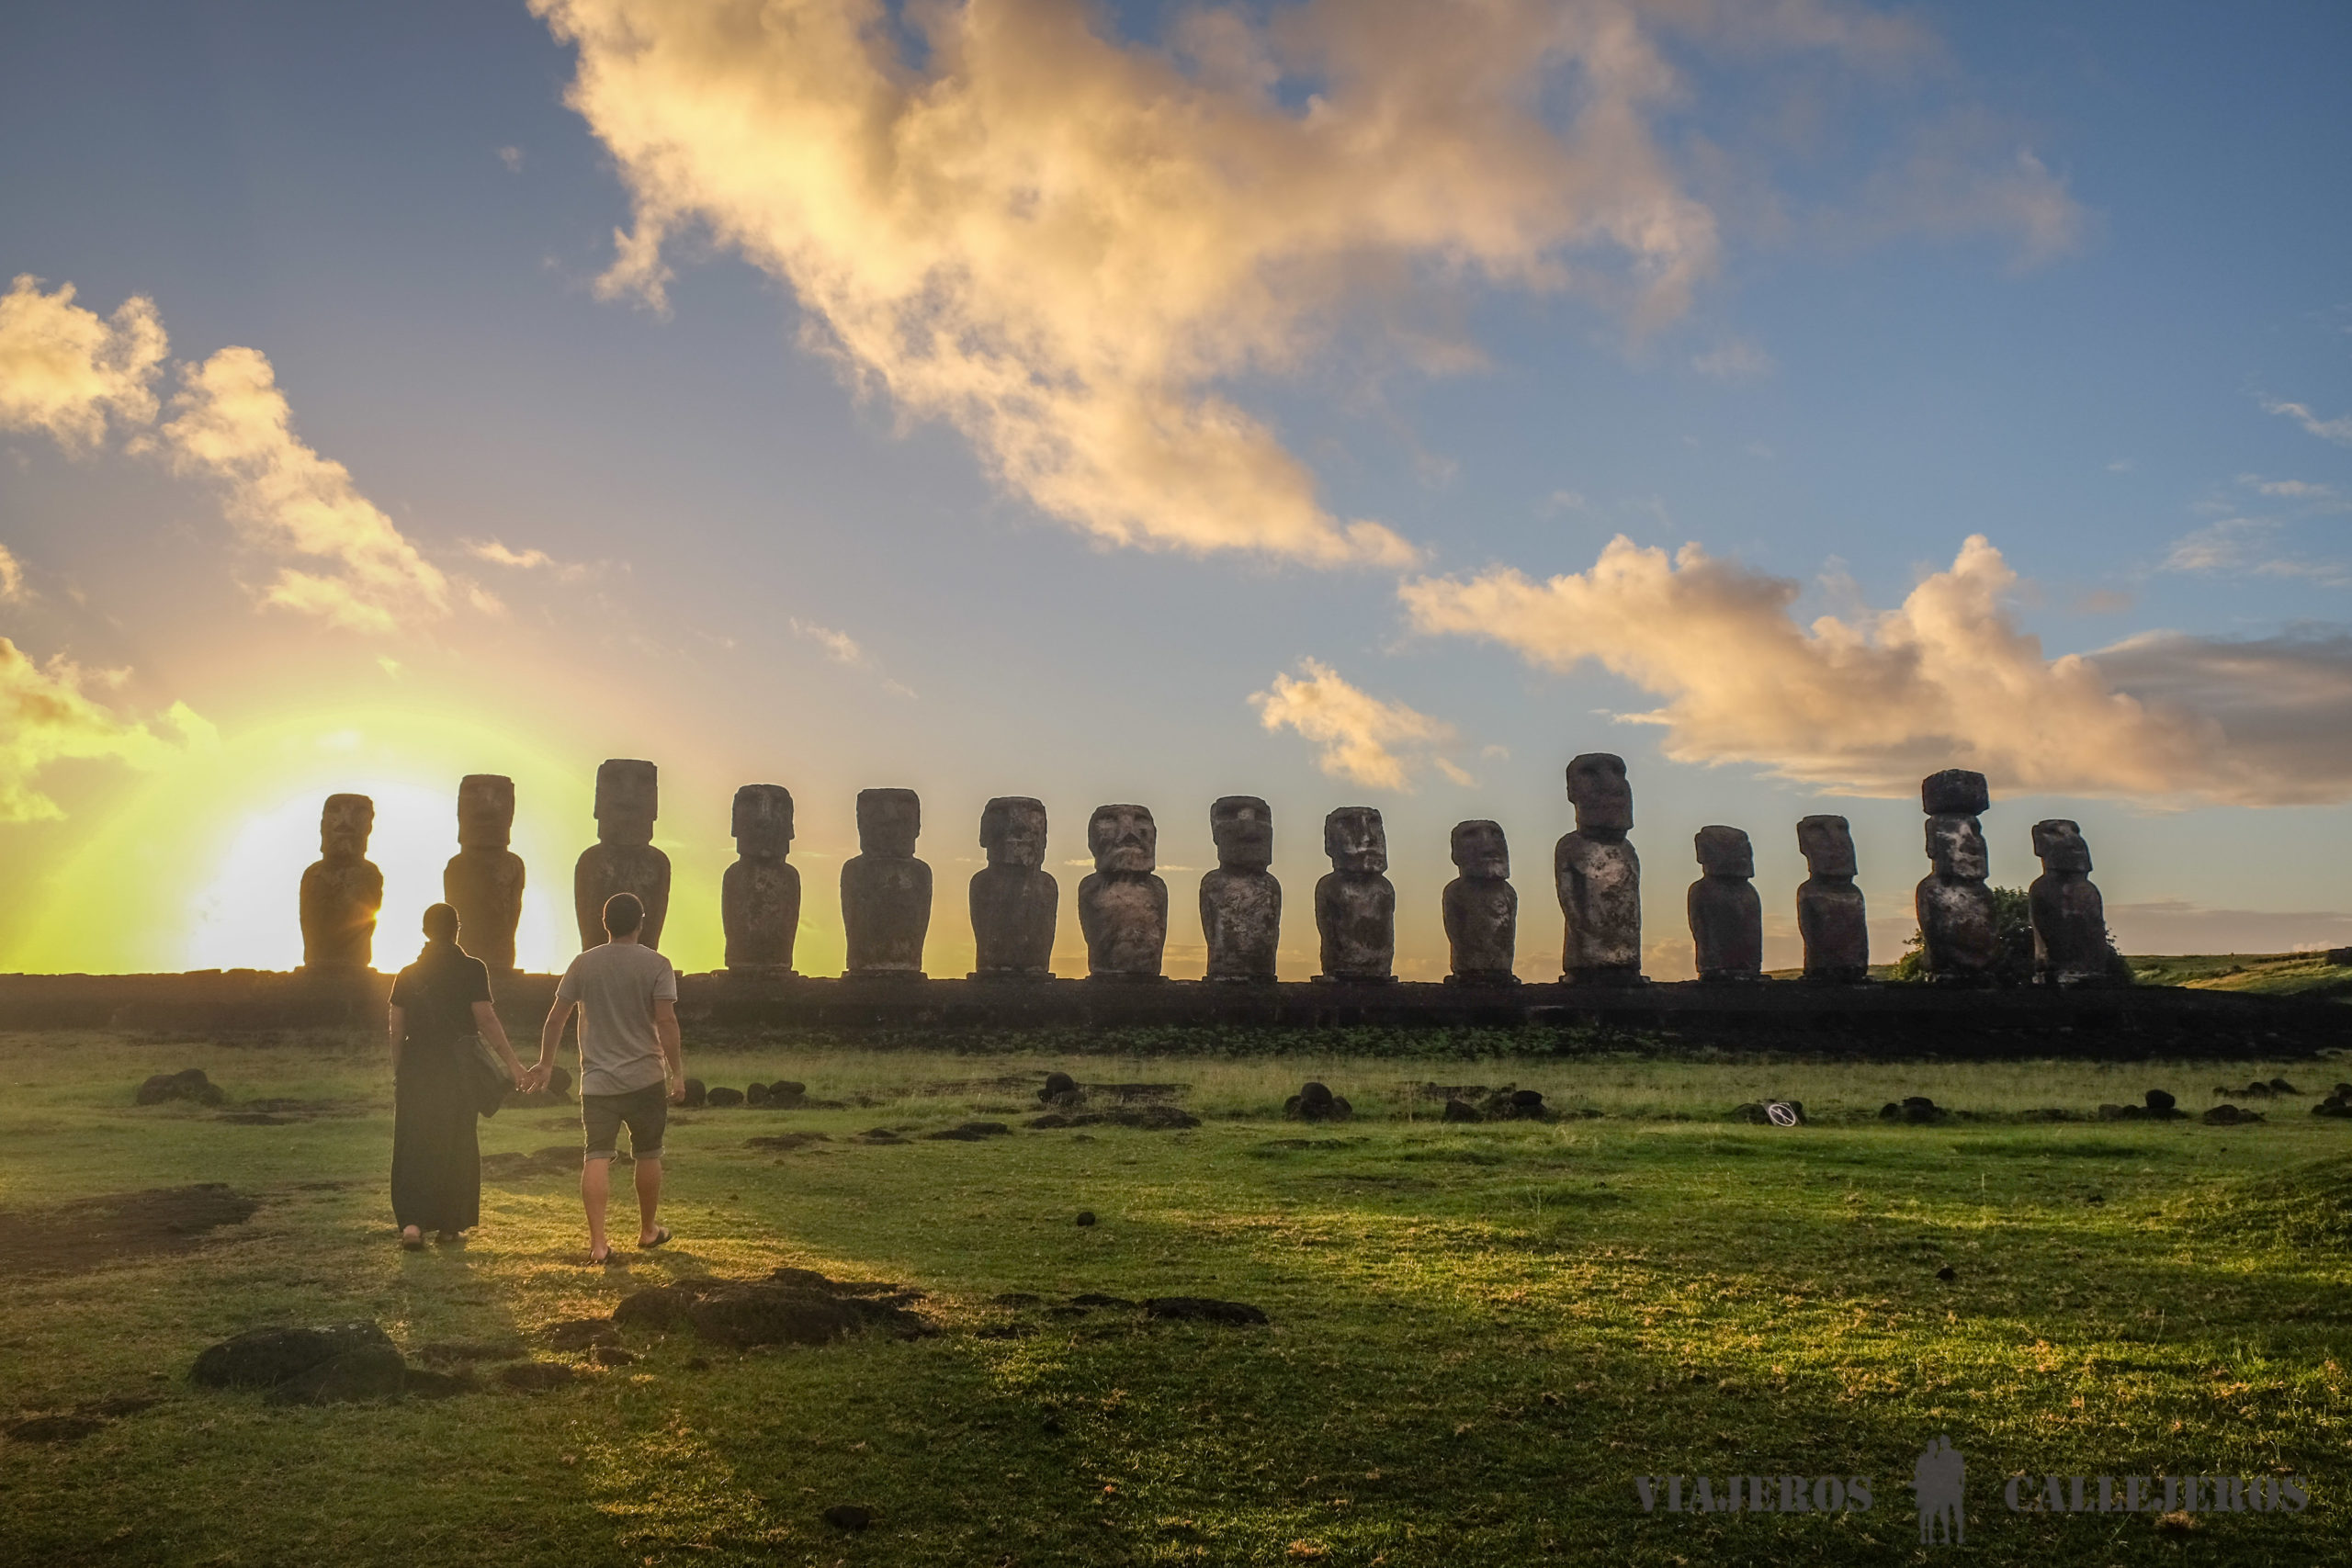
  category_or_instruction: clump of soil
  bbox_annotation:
[2098,1089,2182,1122]
[1143,1297,1268,1325]
[746,1133,831,1153]
[2204,1104,2266,1125]
[1284,1081,1352,1122]
[1880,1096,1949,1123]
[136,1068,223,1106]
[1028,1105,1200,1132]
[924,1122,1012,1141]
[613,1269,930,1348]
[0,1184,257,1278]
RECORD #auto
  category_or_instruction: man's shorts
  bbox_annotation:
[582,1081,668,1163]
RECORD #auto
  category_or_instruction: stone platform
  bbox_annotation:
[1,970,2344,1059]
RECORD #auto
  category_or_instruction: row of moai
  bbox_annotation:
[297,756,2118,987]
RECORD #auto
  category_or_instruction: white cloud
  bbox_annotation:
[2163,516,2349,588]
[0,636,214,822]
[1250,658,1458,791]
[2239,474,2338,502]
[790,618,867,667]
[0,543,25,602]
[1399,533,2352,805]
[1693,337,1773,380]
[498,145,526,173]
[0,275,167,452]
[2266,399,2352,447]
[465,536,594,582]
[161,347,454,634]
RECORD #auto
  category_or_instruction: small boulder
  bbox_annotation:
[191,1322,396,1389]
[745,1082,772,1107]
[707,1087,746,1109]
[2203,1104,2265,1125]
[2143,1089,2179,1118]
[545,1318,617,1351]
[680,1077,707,1109]
[1144,1297,1269,1326]
[2312,1094,2352,1120]
[136,1068,224,1107]
[1288,1083,1351,1122]
[770,1080,808,1106]
[1075,1211,1097,1227]
[263,1346,412,1405]
[822,1505,872,1531]
[1040,1071,1078,1103]
[1442,1099,1482,1123]
[2097,1102,2141,1121]
[924,1122,1012,1142]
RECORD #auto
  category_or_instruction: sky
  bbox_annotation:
[3,0,2349,981]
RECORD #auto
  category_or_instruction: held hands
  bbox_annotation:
[669,1077,688,1106]
[520,1061,553,1094]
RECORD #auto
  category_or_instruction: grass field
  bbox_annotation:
[5,1027,2351,1566]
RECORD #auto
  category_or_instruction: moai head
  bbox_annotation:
[321,794,374,861]
[1921,768,1990,817]
[1210,795,1273,871]
[1325,806,1388,875]
[732,784,795,858]
[1566,752,1633,834]
[1450,819,1510,880]
[457,774,514,850]
[594,759,658,847]
[1926,814,1989,881]
[1694,825,1754,879]
[1796,814,1857,878]
[979,796,1048,870]
[1089,804,1157,874]
[2032,818,2092,874]
[856,788,921,858]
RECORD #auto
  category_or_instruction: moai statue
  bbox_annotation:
[1687,826,1764,982]
[300,793,382,971]
[1078,805,1167,979]
[2030,818,2118,986]
[842,788,931,978]
[722,784,800,975]
[1442,819,1518,985]
[1201,795,1280,982]
[574,759,670,951]
[443,774,525,972]
[1795,814,1869,983]
[969,796,1057,978]
[1556,753,1642,984]
[1316,806,1396,981]
[1916,768,1996,984]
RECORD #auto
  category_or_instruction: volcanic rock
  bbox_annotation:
[680,1077,707,1109]
[707,1087,746,1109]
[136,1068,224,1107]
[1143,1297,1269,1326]
[822,1505,872,1530]
[545,1318,618,1351]
[924,1122,1012,1141]
[1075,1211,1096,1227]
[612,1271,929,1348]
[191,1321,396,1389]
[1040,1071,1078,1102]
[263,1345,412,1405]
[745,1081,772,1107]
[2203,1104,2265,1125]
[1442,1099,1482,1122]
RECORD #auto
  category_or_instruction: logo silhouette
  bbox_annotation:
[1914,1436,1965,1545]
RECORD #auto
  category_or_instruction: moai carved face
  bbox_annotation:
[1450,819,1510,879]
[1695,825,1754,879]
[1089,805,1157,874]
[594,759,658,847]
[856,788,921,858]
[1210,795,1272,870]
[457,774,514,849]
[321,794,374,861]
[732,784,795,858]
[1796,814,1857,878]
[1566,752,1633,833]
[1325,806,1387,874]
[1926,814,1988,881]
[2032,818,2092,874]
[1921,768,1990,817]
[980,796,1048,870]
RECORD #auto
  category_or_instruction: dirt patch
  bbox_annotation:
[745,1133,831,1153]
[0,1184,258,1277]
[481,1146,605,1180]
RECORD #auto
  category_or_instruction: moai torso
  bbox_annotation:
[969,796,1057,977]
[444,773,524,972]
[723,784,800,974]
[1556,753,1642,982]
[1917,771,1996,983]
[1795,814,1868,983]
[842,788,930,976]
[1078,805,1167,978]
[2030,818,2116,986]
[1442,818,1517,983]
[301,793,382,971]
[1316,807,1396,980]
[1201,795,1280,981]
[574,759,670,950]
[1687,825,1762,981]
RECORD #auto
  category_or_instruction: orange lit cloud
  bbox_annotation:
[530,0,1761,568]
[1398,534,2352,805]
[1250,658,1464,791]
[161,347,456,635]
[0,275,167,452]
[0,636,214,822]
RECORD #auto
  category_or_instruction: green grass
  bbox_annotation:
[5,1029,2352,1566]
[2127,952,2352,998]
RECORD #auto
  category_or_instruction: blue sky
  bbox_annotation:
[3,0,2348,977]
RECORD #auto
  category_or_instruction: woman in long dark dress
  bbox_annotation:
[388,903,527,1247]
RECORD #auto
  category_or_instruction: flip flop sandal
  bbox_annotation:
[637,1225,673,1250]
[588,1247,612,1266]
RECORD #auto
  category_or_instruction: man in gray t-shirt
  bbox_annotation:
[536,892,685,1264]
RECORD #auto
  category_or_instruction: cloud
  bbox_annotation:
[2102,899,2352,957]
[498,144,526,173]
[532,0,1815,569]
[1860,131,2090,270]
[2266,399,2352,447]
[1398,533,2352,805]
[161,347,453,634]
[0,636,213,822]
[790,618,867,667]
[2163,516,2349,588]
[1250,658,1458,791]
[1692,337,1773,380]
[0,276,167,452]
[465,536,594,582]
[2239,474,2339,502]
[0,543,25,602]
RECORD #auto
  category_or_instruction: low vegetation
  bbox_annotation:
[4,1029,2350,1565]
